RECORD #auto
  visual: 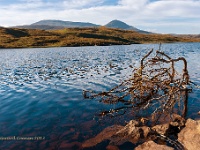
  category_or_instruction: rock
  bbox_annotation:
[135,141,174,150]
[109,120,150,145]
[59,141,82,150]
[152,114,185,136]
[178,119,200,150]
[82,120,150,147]
[82,117,189,149]
[106,145,120,150]
[170,114,185,127]
[198,111,200,115]
[152,124,169,135]
[153,113,185,126]
[82,125,123,148]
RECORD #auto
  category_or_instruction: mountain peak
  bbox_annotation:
[108,19,126,24]
[105,20,137,30]
[105,20,150,34]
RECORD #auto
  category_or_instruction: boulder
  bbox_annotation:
[82,120,151,147]
[109,120,150,145]
[106,145,120,150]
[82,125,123,148]
[178,119,200,150]
[135,141,174,150]
[152,123,169,135]
[82,116,190,149]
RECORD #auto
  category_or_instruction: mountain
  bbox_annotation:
[105,20,138,30]
[31,20,100,28]
[13,19,150,34]
[14,20,100,30]
[14,25,65,30]
[105,20,150,34]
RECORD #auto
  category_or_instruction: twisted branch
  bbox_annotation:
[83,49,191,125]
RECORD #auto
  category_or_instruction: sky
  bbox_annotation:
[0,0,200,34]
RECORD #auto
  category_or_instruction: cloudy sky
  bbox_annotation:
[0,0,200,34]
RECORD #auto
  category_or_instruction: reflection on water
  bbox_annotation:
[0,43,200,149]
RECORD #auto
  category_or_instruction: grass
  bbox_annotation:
[0,27,200,48]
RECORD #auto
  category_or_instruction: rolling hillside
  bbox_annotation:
[0,26,200,48]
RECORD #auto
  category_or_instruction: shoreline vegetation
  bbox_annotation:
[0,26,200,48]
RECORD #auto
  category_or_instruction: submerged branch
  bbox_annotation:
[83,49,192,125]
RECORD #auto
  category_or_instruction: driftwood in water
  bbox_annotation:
[83,49,191,125]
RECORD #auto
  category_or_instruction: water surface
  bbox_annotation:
[0,43,200,149]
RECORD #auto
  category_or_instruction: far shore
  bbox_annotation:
[1,27,200,49]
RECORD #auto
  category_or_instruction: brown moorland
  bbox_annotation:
[0,26,200,48]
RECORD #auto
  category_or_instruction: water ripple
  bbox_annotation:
[0,43,200,149]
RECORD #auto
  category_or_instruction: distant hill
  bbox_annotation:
[14,19,150,34]
[31,20,100,28]
[105,20,137,29]
[14,25,65,30]
[105,20,149,34]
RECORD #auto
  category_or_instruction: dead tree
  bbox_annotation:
[83,49,191,125]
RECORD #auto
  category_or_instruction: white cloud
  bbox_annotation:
[0,0,200,34]
[62,0,104,9]
[4,0,44,10]
[145,0,200,18]
[118,0,148,6]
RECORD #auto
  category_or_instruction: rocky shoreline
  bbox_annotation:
[82,115,200,150]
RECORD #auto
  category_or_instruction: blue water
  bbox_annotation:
[0,43,200,149]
